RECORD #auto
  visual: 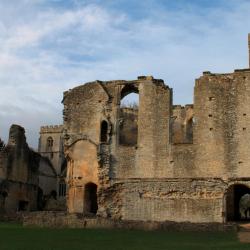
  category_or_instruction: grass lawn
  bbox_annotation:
[0,223,249,250]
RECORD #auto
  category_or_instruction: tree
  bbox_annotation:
[0,138,5,151]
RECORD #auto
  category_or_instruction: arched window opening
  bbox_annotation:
[119,85,139,146]
[59,181,66,197]
[120,93,139,109]
[46,137,53,151]
[84,182,98,215]
[100,120,108,143]
[226,184,250,222]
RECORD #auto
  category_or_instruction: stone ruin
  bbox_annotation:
[0,125,39,214]
[1,34,250,226]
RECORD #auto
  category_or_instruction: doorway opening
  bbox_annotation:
[18,200,29,211]
[226,184,250,221]
[84,183,98,216]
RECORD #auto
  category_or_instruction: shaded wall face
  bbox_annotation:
[39,132,63,175]
[0,125,39,213]
[194,72,250,177]
[4,126,39,186]
[4,183,37,213]
[38,157,57,196]
[0,154,7,179]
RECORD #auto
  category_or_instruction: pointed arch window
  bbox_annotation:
[46,137,53,151]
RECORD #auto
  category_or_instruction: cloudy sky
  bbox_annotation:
[0,0,250,148]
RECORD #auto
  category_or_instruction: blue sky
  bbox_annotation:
[0,0,250,148]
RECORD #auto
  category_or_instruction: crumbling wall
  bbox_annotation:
[4,125,39,185]
[0,125,39,213]
[194,70,250,177]
[63,68,250,223]
[109,179,227,223]
[63,82,111,213]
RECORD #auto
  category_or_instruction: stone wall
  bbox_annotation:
[107,179,226,223]
[135,78,172,178]
[61,36,250,224]
[23,211,237,231]
[194,70,250,178]
[0,125,39,213]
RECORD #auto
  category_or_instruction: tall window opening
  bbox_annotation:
[46,137,53,151]
[100,120,108,143]
[226,184,250,222]
[119,85,139,146]
[59,181,66,197]
[186,118,193,143]
[84,182,98,215]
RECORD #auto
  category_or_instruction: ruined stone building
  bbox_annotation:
[2,35,250,225]
[0,124,66,214]
[61,34,250,223]
[0,125,39,213]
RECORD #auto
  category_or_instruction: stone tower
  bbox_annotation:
[38,125,66,198]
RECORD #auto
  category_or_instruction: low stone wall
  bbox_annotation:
[23,212,237,231]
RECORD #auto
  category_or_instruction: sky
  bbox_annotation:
[0,0,250,149]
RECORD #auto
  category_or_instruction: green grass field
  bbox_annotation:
[0,223,249,250]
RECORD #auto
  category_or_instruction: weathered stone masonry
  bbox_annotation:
[61,35,250,224]
[4,34,250,224]
[0,125,39,213]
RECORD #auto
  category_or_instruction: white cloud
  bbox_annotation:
[0,0,250,148]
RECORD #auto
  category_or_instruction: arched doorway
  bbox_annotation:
[84,183,98,215]
[226,184,250,221]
